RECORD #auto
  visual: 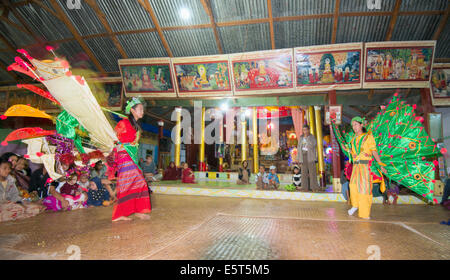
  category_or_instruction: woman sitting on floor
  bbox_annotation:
[162,161,179,181]
[43,171,87,211]
[237,160,251,185]
[0,159,44,222]
[181,162,196,184]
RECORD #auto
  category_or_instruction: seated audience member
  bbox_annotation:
[0,152,18,169]
[237,160,251,185]
[91,160,115,193]
[292,165,301,190]
[87,176,112,207]
[267,166,280,190]
[255,165,269,190]
[162,161,179,180]
[29,165,50,199]
[181,162,196,184]
[12,156,31,192]
[142,155,161,182]
[0,159,44,222]
[42,164,86,212]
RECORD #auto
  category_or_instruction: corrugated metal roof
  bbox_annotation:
[0,13,35,47]
[435,19,450,58]
[56,0,106,36]
[150,0,210,27]
[210,0,268,23]
[275,18,333,48]
[14,0,73,41]
[164,28,218,56]
[400,0,448,11]
[218,23,271,53]
[55,41,98,71]
[391,15,442,41]
[340,0,396,12]
[117,32,168,58]
[336,16,391,43]
[272,0,334,17]
[0,52,17,66]
[0,67,14,82]
[84,37,122,72]
[97,0,155,32]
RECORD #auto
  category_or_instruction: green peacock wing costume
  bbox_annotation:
[332,94,441,203]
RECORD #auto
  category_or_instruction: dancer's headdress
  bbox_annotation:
[125,97,142,114]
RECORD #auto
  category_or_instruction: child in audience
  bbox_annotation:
[87,177,112,207]
[292,165,301,190]
[255,165,269,190]
[267,166,280,190]
[0,159,44,222]
[181,162,196,184]
[58,173,87,210]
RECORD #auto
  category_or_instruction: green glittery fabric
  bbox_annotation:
[332,95,441,203]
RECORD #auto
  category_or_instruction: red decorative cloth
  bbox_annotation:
[115,119,137,144]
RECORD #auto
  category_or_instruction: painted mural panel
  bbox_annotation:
[430,63,450,106]
[119,58,176,97]
[363,41,435,88]
[172,55,232,97]
[230,49,294,96]
[295,43,362,91]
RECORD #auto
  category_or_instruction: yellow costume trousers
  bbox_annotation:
[349,163,373,219]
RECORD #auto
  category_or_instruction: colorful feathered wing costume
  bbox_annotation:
[3,47,120,179]
[331,93,442,204]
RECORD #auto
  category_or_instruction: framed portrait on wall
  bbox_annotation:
[88,77,124,111]
[324,105,343,125]
[363,41,435,89]
[430,63,450,106]
[119,58,176,98]
[230,49,294,96]
[172,54,232,97]
[295,43,362,92]
[428,112,443,143]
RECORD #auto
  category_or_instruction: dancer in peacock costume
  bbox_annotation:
[2,47,150,221]
[331,93,443,218]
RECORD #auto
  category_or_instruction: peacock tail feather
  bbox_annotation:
[332,94,441,203]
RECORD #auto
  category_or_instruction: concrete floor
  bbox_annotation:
[0,194,449,260]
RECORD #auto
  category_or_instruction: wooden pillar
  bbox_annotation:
[329,90,341,192]
[157,120,164,169]
[199,106,206,171]
[252,107,259,173]
[420,88,434,134]
[174,107,181,167]
[314,106,326,188]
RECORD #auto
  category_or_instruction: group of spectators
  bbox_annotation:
[0,152,116,223]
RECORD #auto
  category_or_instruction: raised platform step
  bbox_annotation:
[151,182,431,205]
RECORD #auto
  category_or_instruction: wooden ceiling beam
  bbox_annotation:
[0,15,33,37]
[274,13,333,21]
[267,0,276,49]
[216,18,270,27]
[10,0,62,21]
[137,0,173,57]
[48,0,106,73]
[385,0,402,41]
[331,0,340,44]
[432,2,450,40]
[84,0,128,59]
[199,0,223,54]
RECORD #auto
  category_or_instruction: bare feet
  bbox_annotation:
[112,216,132,222]
[134,213,150,220]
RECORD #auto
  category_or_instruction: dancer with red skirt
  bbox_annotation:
[112,98,151,222]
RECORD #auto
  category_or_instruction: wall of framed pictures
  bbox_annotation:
[118,41,437,99]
